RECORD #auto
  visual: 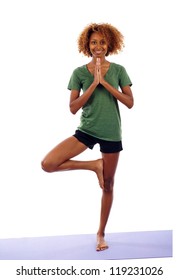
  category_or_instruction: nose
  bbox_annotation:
[95,44,102,50]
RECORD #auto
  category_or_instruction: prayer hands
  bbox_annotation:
[94,58,105,85]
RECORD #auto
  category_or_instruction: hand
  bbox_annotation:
[96,57,101,67]
[95,58,106,85]
[94,58,100,85]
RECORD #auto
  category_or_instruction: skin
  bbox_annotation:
[41,32,134,251]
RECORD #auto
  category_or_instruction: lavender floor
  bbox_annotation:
[0,230,172,260]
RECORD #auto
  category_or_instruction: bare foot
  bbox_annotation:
[96,234,108,251]
[94,159,104,189]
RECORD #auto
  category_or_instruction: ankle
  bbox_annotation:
[97,231,105,237]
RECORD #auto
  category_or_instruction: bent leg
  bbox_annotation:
[41,136,104,188]
[96,152,120,251]
[41,136,87,171]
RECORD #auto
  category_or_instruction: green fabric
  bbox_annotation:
[68,62,132,141]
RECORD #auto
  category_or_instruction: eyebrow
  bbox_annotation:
[90,38,106,42]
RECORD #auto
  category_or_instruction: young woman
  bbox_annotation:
[41,23,134,251]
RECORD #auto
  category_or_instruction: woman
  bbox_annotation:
[41,23,134,251]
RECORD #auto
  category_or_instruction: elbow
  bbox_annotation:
[69,104,77,115]
[70,107,77,115]
[71,110,77,115]
[127,98,134,109]
[127,103,134,109]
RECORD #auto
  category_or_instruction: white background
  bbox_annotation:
[0,0,178,242]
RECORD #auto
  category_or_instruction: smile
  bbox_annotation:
[94,51,103,55]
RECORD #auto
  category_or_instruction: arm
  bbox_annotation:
[100,80,134,109]
[69,64,100,114]
[69,82,98,114]
[98,59,134,109]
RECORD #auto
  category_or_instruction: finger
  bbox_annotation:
[96,58,101,65]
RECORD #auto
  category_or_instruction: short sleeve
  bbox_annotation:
[67,68,81,91]
[118,66,132,88]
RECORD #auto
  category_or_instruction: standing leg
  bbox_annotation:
[96,152,120,251]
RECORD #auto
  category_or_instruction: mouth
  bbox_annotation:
[94,51,103,56]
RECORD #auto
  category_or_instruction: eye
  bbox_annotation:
[100,40,106,45]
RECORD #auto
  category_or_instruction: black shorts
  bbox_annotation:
[73,130,123,153]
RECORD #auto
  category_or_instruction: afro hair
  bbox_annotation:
[78,23,124,57]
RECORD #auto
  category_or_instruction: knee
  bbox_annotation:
[41,159,55,173]
[103,177,114,192]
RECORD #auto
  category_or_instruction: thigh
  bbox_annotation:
[43,136,88,166]
[102,152,120,179]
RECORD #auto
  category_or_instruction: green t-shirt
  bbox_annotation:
[68,62,132,141]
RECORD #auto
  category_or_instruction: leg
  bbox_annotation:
[41,136,104,188]
[96,152,120,251]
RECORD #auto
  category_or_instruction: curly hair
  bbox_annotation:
[77,23,124,57]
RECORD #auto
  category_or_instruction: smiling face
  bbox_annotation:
[89,32,108,59]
